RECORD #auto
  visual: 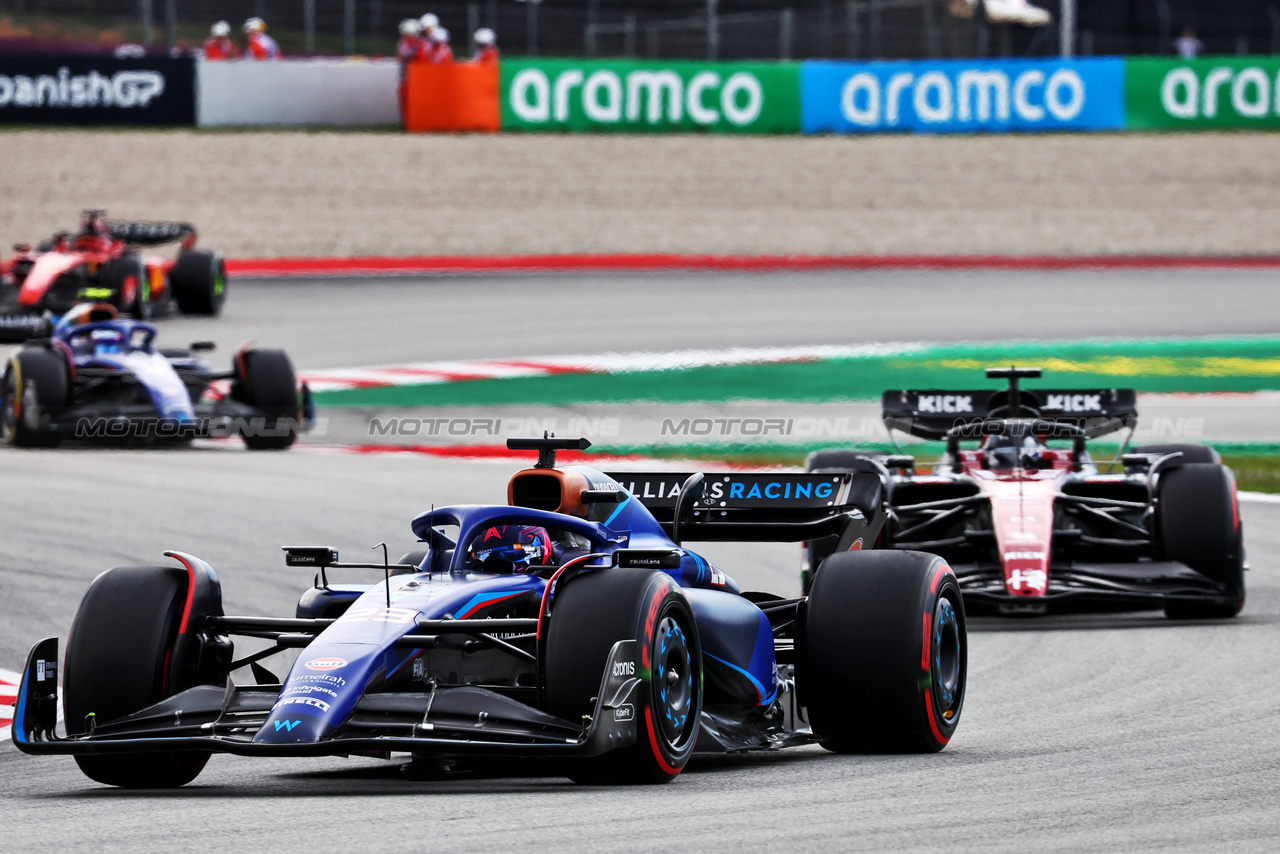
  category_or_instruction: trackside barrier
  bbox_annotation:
[1126,57,1280,129]
[404,62,499,132]
[184,54,1280,134]
[500,59,801,134]
[196,58,399,127]
[801,58,1125,133]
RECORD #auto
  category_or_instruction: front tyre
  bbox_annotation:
[2,348,69,447]
[800,550,966,753]
[63,566,211,788]
[544,569,702,784]
[232,348,300,450]
[1156,462,1245,619]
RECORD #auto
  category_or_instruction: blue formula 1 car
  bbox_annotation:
[1,303,310,449]
[11,437,967,787]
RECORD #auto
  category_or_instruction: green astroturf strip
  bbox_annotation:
[313,336,1280,407]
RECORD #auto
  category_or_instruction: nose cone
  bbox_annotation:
[255,706,334,744]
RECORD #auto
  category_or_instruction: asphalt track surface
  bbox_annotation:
[3,269,1280,853]
[1,267,1261,370]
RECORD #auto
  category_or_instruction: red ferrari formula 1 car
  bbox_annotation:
[804,368,1244,620]
[0,210,226,342]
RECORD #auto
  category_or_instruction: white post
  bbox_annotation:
[305,0,316,55]
[1060,0,1075,57]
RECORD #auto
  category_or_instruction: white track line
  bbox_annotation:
[1240,491,1280,504]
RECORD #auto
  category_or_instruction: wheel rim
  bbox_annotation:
[931,595,963,721]
[213,260,226,308]
[135,263,151,319]
[1,370,16,442]
[654,614,695,746]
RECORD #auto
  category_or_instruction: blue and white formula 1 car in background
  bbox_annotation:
[1,303,310,449]
[12,437,967,787]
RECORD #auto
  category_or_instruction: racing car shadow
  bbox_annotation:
[40,750,834,799]
[966,611,1274,633]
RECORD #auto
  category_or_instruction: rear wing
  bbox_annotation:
[605,470,884,546]
[882,387,1138,440]
[106,221,197,248]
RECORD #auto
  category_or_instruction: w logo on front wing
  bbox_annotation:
[274,720,302,732]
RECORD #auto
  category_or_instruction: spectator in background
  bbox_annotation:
[398,18,423,62]
[244,18,281,60]
[427,27,453,63]
[472,28,498,64]
[1175,26,1203,58]
[203,21,240,60]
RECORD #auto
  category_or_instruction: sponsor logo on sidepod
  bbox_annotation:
[305,658,347,672]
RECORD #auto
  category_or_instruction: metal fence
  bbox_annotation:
[5,0,1280,59]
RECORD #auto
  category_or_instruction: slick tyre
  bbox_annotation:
[63,566,210,788]
[232,348,299,450]
[2,348,68,448]
[1156,463,1245,619]
[545,569,702,784]
[1134,443,1220,465]
[103,254,151,321]
[800,550,965,753]
[803,449,888,591]
[170,250,226,316]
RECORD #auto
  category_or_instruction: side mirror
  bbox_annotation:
[283,546,339,568]
[190,341,216,352]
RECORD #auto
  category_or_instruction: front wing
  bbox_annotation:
[13,638,641,760]
[952,560,1239,613]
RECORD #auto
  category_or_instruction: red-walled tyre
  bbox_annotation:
[545,569,702,784]
[63,566,211,788]
[800,550,966,753]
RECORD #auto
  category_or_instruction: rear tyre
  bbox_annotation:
[2,348,69,448]
[800,550,965,753]
[1134,443,1220,465]
[232,348,299,450]
[1156,463,1245,619]
[103,254,150,321]
[170,250,226,316]
[545,569,702,784]
[63,566,210,788]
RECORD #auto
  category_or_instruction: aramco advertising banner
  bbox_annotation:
[500,59,801,134]
[1126,57,1280,129]
[800,58,1125,133]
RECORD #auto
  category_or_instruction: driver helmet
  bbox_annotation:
[244,17,267,33]
[212,20,231,37]
[983,434,1049,470]
[470,525,552,574]
[60,303,119,328]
